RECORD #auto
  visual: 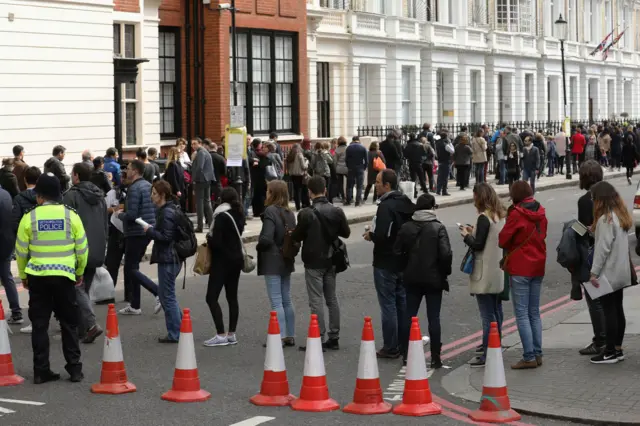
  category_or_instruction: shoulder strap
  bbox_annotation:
[311,207,337,248]
[223,211,246,256]
[277,207,290,231]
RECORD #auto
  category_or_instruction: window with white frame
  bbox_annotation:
[402,67,411,125]
[525,73,533,120]
[359,66,368,126]
[469,0,488,26]
[403,0,416,18]
[637,10,640,51]
[230,33,248,127]
[426,0,438,22]
[470,70,479,122]
[496,0,534,33]
[605,0,612,35]
[549,0,556,37]
[568,0,577,41]
[231,30,298,135]
[113,23,137,146]
[584,0,592,43]
[159,28,180,138]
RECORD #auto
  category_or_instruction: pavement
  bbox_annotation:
[0,174,638,426]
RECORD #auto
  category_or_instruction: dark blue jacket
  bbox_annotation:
[103,157,121,187]
[345,142,368,171]
[0,187,14,261]
[118,177,156,237]
[146,202,179,264]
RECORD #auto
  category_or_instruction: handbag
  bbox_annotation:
[500,227,536,271]
[461,247,474,275]
[373,156,386,172]
[265,164,278,181]
[224,211,256,273]
[312,207,349,273]
[192,242,211,276]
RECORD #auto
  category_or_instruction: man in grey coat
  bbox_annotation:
[63,162,106,343]
[191,138,215,232]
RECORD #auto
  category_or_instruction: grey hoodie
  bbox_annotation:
[63,181,108,268]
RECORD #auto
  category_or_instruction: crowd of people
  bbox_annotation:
[0,118,637,383]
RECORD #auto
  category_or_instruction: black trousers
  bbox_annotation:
[600,288,626,352]
[28,275,82,376]
[409,163,428,193]
[575,278,606,347]
[105,225,125,291]
[456,165,470,189]
[206,261,242,334]
[401,287,443,361]
[422,163,434,190]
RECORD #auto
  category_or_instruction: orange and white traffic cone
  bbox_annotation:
[290,314,340,412]
[0,301,23,387]
[469,322,521,423]
[250,311,295,406]
[91,304,136,394]
[162,308,211,403]
[343,316,392,415]
[393,317,441,417]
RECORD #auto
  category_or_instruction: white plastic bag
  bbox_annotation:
[398,181,415,200]
[89,267,115,303]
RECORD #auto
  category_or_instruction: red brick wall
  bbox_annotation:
[171,0,307,143]
[114,0,140,13]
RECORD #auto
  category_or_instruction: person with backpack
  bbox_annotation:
[364,169,415,359]
[403,133,429,197]
[205,187,246,347]
[139,180,183,343]
[364,142,386,204]
[257,180,298,348]
[292,176,351,351]
[394,193,452,369]
[546,135,557,177]
[622,132,638,185]
[420,137,435,191]
[310,141,333,192]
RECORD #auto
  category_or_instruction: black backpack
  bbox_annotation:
[174,208,197,261]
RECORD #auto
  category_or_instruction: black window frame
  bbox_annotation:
[231,28,300,135]
[159,26,182,139]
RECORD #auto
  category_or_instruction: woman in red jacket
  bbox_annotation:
[499,181,548,369]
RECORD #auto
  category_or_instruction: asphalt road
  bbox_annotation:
[1,176,637,426]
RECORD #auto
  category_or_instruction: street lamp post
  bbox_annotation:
[555,14,572,180]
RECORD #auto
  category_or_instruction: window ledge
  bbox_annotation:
[122,144,147,150]
[160,139,179,146]
[253,133,303,142]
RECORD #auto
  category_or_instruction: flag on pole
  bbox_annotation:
[601,28,626,61]
[611,28,627,47]
[589,29,615,56]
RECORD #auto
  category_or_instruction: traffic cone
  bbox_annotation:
[469,322,521,423]
[290,314,340,412]
[91,304,136,394]
[393,317,441,417]
[343,317,392,415]
[0,301,23,386]
[250,311,295,406]
[162,308,211,403]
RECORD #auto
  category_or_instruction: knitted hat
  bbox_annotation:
[34,172,61,200]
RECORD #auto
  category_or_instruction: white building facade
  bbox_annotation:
[1,0,165,168]
[307,0,640,138]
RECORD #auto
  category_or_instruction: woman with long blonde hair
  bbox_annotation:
[256,180,297,346]
[588,181,633,364]
[461,183,507,367]
[163,147,185,203]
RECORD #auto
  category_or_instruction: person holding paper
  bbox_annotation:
[588,181,633,364]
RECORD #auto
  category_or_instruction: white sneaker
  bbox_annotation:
[227,333,238,345]
[154,297,163,314]
[204,335,229,347]
[118,305,142,315]
[20,324,32,334]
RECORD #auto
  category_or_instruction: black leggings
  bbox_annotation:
[627,166,634,179]
[600,288,626,352]
[206,263,241,334]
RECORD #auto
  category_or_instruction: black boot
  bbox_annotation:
[430,343,442,369]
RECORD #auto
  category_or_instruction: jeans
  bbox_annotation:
[76,266,97,333]
[373,267,407,352]
[0,257,21,316]
[264,274,295,338]
[547,156,555,176]
[583,284,606,347]
[346,168,364,204]
[304,267,340,340]
[476,294,504,360]
[124,236,157,310]
[522,168,536,193]
[158,262,182,341]
[474,163,485,184]
[437,162,450,194]
[498,159,506,184]
[511,275,543,361]
[402,287,442,360]
[194,182,213,230]
[599,288,626,352]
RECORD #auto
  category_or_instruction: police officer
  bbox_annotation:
[15,172,87,384]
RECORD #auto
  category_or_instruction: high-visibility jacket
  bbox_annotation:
[15,203,88,282]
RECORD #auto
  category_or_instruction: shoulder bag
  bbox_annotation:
[224,212,256,273]
[312,207,349,273]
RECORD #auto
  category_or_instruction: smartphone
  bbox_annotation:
[456,222,463,228]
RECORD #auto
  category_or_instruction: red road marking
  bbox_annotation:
[436,396,534,426]
[441,408,496,425]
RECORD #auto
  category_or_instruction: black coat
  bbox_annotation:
[44,156,70,191]
[379,138,403,171]
[208,207,245,267]
[291,197,350,270]
[393,214,452,292]
[370,191,415,272]
[164,161,185,197]
[90,169,113,195]
[403,140,425,166]
[12,188,37,234]
[0,168,19,199]
[622,142,637,168]
[210,151,227,181]
[146,202,179,264]
[257,205,297,275]
[0,188,13,261]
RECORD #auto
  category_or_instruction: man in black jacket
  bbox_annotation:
[344,136,368,206]
[204,139,226,202]
[435,130,452,196]
[364,169,414,358]
[12,166,41,234]
[44,145,70,192]
[63,163,106,343]
[0,186,22,325]
[403,134,428,195]
[393,193,451,368]
[379,132,403,173]
[291,176,351,350]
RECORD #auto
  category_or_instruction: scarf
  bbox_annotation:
[412,209,438,222]
[208,203,232,234]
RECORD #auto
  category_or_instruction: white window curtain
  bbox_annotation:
[402,67,412,125]
[496,0,533,33]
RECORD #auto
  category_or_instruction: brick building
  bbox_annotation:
[160,0,308,151]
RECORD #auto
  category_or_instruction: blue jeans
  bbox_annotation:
[498,159,506,184]
[437,162,450,194]
[373,268,407,352]
[522,168,536,193]
[476,294,504,360]
[346,168,365,204]
[158,262,182,340]
[0,258,21,316]
[264,275,295,338]
[511,276,543,361]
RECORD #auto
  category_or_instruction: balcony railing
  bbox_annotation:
[316,0,384,14]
